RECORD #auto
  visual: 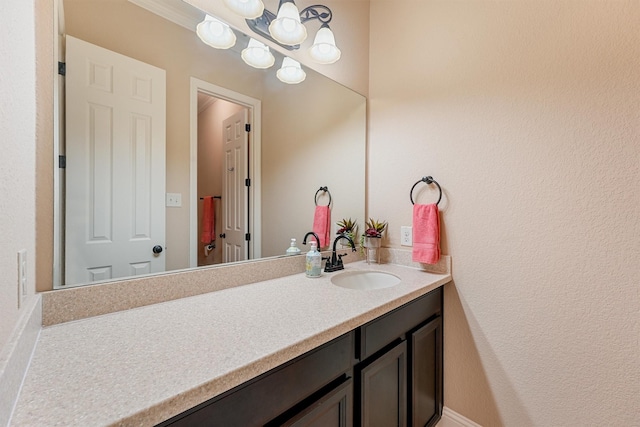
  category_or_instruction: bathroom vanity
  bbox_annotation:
[160,287,442,426]
[9,259,450,426]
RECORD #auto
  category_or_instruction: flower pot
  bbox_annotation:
[363,236,382,248]
[363,236,382,264]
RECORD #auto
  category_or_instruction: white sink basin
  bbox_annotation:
[331,270,401,290]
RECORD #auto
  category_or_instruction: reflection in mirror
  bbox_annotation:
[56,0,365,288]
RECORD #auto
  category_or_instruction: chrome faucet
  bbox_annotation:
[325,234,356,272]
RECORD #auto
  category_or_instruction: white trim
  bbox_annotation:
[441,407,483,427]
[52,0,63,288]
[189,78,262,267]
[1,296,42,426]
[127,0,201,32]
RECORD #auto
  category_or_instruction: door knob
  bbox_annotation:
[219,233,226,238]
[152,245,163,254]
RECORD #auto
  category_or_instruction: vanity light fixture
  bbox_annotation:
[276,57,306,84]
[241,38,276,69]
[196,15,236,49]
[226,0,340,64]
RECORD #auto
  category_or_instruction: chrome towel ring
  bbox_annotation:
[314,186,332,206]
[410,176,442,205]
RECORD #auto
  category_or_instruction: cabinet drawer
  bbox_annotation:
[359,287,441,360]
[163,332,354,426]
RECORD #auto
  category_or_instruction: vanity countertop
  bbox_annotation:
[10,261,451,426]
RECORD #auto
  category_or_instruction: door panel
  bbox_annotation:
[65,36,166,286]
[222,110,248,263]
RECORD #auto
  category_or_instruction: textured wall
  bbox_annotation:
[369,1,640,425]
[0,1,36,349]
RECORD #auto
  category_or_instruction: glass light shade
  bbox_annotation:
[269,2,307,46]
[196,15,236,49]
[222,0,265,19]
[241,38,275,69]
[276,57,306,84]
[308,26,341,64]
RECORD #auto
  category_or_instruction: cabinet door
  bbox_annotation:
[409,317,442,427]
[282,379,353,427]
[358,341,407,427]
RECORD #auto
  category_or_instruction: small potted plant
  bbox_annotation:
[361,218,387,249]
[336,218,358,246]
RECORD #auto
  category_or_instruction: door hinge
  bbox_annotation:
[58,155,66,168]
[245,123,251,132]
[245,233,251,241]
[245,178,251,187]
[58,61,66,76]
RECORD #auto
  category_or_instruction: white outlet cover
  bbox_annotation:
[401,226,413,246]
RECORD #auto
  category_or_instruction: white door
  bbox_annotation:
[222,110,249,262]
[65,36,166,285]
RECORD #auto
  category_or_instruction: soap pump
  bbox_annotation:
[285,238,301,256]
[305,241,322,278]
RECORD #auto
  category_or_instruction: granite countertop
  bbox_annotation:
[10,261,451,426]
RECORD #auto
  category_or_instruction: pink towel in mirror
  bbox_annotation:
[201,196,215,243]
[313,205,331,248]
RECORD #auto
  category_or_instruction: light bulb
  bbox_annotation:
[309,26,341,64]
[269,1,307,46]
[196,15,236,49]
[222,0,265,19]
[241,38,275,69]
[276,57,306,84]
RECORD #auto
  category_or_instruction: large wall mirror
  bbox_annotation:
[55,0,366,288]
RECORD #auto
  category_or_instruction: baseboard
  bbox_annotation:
[442,406,483,427]
[0,295,41,427]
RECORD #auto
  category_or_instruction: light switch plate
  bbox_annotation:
[166,193,182,207]
[401,226,413,246]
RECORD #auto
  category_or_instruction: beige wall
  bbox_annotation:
[369,1,640,425]
[0,2,37,349]
[35,0,55,293]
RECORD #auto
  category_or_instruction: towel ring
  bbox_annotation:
[314,186,332,206]
[410,176,442,206]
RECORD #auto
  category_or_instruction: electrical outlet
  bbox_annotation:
[401,226,413,246]
[17,249,27,308]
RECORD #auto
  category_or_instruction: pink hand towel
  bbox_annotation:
[201,196,215,243]
[412,203,440,264]
[313,205,331,248]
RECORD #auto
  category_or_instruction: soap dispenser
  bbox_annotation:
[305,241,322,278]
[285,238,301,256]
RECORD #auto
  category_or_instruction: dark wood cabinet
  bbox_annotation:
[160,333,354,427]
[158,287,443,427]
[409,317,442,427]
[281,379,353,427]
[356,288,442,427]
[358,341,407,427]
